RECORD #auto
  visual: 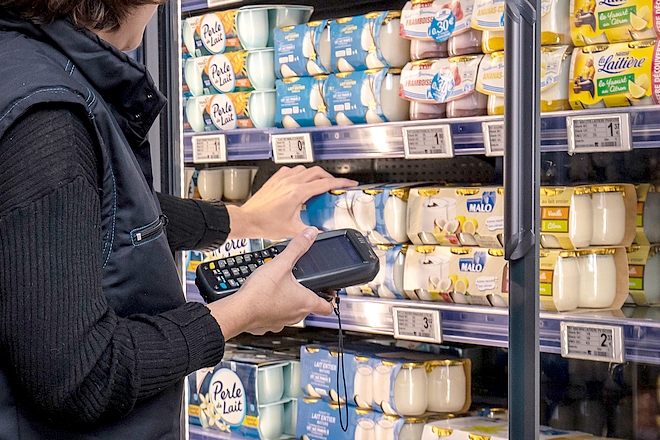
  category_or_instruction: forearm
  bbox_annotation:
[157,192,231,251]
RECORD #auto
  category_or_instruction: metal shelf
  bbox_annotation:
[186,279,660,365]
[189,425,234,440]
[183,105,660,163]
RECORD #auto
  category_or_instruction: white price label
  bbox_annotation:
[402,125,454,159]
[560,322,624,363]
[482,121,504,157]
[392,307,442,343]
[192,135,227,163]
[271,133,314,164]
[566,113,631,154]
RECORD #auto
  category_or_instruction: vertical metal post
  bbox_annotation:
[504,0,540,437]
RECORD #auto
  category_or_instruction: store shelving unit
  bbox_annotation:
[186,280,660,365]
[183,105,660,162]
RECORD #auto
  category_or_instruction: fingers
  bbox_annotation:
[275,226,319,268]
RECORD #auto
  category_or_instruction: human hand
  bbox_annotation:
[226,165,357,240]
[207,227,335,338]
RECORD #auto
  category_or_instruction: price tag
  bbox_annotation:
[402,125,454,159]
[482,121,505,157]
[392,307,442,343]
[566,113,631,154]
[560,322,624,363]
[271,133,314,164]
[192,134,227,163]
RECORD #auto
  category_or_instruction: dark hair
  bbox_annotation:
[0,0,167,30]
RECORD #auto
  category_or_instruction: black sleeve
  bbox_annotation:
[0,104,225,426]
[156,192,232,252]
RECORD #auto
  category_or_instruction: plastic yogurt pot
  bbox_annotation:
[248,90,277,129]
[552,253,580,312]
[410,39,448,61]
[393,362,428,416]
[398,418,428,440]
[569,189,593,249]
[448,29,483,56]
[577,249,617,308]
[590,185,626,246]
[426,360,467,413]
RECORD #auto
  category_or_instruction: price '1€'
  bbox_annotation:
[402,125,454,158]
[566,113,631,154]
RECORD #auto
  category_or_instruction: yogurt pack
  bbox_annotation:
[274,20,331,78]
[296,397,378,440]
[403,245,508,306]
[627,244,660,305]
[185,92,253,131]
[407,186,505,248]
[325,69,410,124]
[569,39,660,109]
[184,49,275,95]
[329,12,411,72]
[183,11,241,57]
[299,345,374,407]
[400,55,488,119]
[570,0,659,45]
[472,0,571,52]
[476,45,573,115]
[187,352,297,439]
[539,247,629,312]
[342,244,407,299]
[400,0,483,56]
[539,184,637,250]
[303,183,416,245]
[275,75,332,128]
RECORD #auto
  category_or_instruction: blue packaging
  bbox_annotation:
[329,12,398,72]
[276,76,332,128]
[342,244,407,300]
[303,184,414,245]
[274,20,330,78]
[296,397,378,440]
[187,352,296,438]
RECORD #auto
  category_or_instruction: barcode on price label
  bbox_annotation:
[402,125,454,159]
[392,307,442,343]
[566,113,631,154]
[560,322,624,363]
[271,133,314,164]
[482,121,505,156]
[192,135,227,163]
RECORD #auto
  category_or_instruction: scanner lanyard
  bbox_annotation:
[333,297,349,432]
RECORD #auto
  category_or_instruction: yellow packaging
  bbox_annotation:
[569,39,660,109]
[477,46,573,114]
[570,0,659,45]
[407,186,505,248]
[403,246,508,306]
[540,247,630,312]
[474,0,571,52]
[627,244,660,305]
[540,184,637,250]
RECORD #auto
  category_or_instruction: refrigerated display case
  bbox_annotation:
[152,0,660,439]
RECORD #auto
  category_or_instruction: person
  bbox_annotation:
[573,56,595,99]
[0,1,357,438]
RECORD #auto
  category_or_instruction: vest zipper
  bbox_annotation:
[132,214,169,245]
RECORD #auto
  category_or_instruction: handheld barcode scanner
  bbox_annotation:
[195,229,380,303]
